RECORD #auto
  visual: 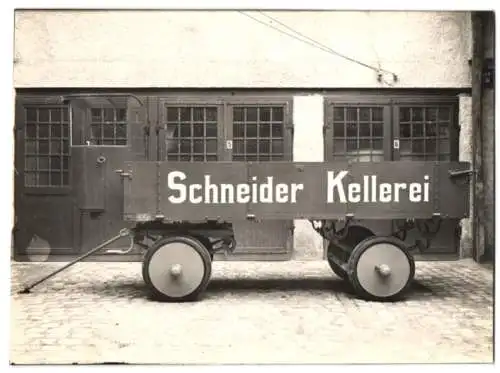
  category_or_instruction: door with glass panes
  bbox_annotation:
[14,97,75,258]
[324,96,461,256]
[157,97,294,260]
[70,96,148,254]
[324,100,394,240]
[392,98,460,256]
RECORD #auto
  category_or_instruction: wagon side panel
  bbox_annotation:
[247,162,348,219]
[156,162,248,221]
[343,162,436,219]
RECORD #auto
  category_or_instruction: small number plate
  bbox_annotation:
[393,139,400,150]
[226,140,233,150]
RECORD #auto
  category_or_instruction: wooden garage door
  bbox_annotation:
[322,94,461,258]
[13,97,76,259]
[227,102,294,261]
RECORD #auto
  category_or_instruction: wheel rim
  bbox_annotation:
[355,242,412,298]
[147,241,206,298]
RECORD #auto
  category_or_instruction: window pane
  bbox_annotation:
[246,108,258,122]
[359,124,370,137]
[330,105,386,162]
[246,124,257,138]
[359,108,370,121]
[193,108,204,122]
[234,123,245,138]
[271,123,282,138]
[38,109,50,122]
[206,139,217,153]
[231,106,286,162]
[372,122,383,137]
[247,140,258,154]
[334,122,345,137]
[259,108,271,122]
[398,104,456,161]
[167,107,179,122]
[206,108,217,122]
[412,123,424,137]
[166,106,220,162]
[346,122,357,137]
[271,107,284,122]
[193,124,204,137]
[259,123,270,137]
[233,108,244,122]
[372,107,383,122]
[346,108,357,122]
[26,108,37,122]
[333,107,344,121]
[206,123,217,137]
[26,124,37,138]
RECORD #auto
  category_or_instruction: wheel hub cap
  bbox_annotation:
[375,264,391,277]
[170,264,183,277]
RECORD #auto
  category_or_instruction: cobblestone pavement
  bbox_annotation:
[10,259,494,365]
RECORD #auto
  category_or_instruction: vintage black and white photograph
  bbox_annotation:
[6,1,496,367]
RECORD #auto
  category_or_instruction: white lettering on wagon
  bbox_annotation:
[327,171,430,203]
[167,171,304,204]
[167,170,430,205]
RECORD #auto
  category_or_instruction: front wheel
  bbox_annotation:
[142,235,212,302]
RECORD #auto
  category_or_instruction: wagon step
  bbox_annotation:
[17,228,132,294]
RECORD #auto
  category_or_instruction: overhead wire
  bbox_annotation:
[238,11,398,82]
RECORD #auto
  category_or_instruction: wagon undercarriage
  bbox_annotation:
[132,216,438,302]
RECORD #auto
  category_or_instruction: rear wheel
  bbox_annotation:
[347,236,415,302]
[326,225,374,280]
[326,242,348,280]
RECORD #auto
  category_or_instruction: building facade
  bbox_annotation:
[12,10,493,262]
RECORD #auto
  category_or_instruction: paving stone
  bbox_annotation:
[10,259,493,364]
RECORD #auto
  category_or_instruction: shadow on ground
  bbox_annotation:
[19,275,436,303]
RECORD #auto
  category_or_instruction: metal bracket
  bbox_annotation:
[449,168,475,179]
[104,230,136,255]
[114,169,133,179]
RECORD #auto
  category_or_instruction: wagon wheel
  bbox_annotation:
[326,242,348,280]
[142,235,212,302]
[347,236,415,302]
